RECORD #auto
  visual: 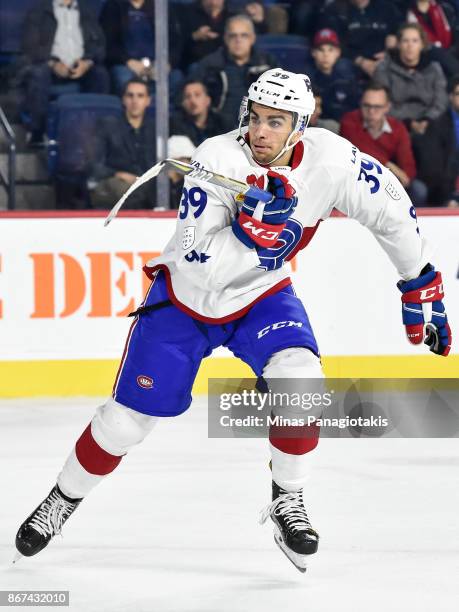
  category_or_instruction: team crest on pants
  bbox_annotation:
[137,375,154,389]
[182,226,196,250]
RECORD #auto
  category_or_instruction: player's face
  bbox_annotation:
[248,103,300,165]
[122,83,151,119]
[399,28,423,64]
[182,83,211,117]
[360,89,390,128]
[224,20,255,60]
[312,44,341,72]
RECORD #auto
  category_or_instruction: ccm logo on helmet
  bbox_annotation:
[258,87,281,97]
[257,321,303,339]
[137,375,154,389]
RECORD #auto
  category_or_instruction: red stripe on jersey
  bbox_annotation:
[75,424,123,476]
[285,219,322,262]
[143,264,292,324]
[290,140,304,170]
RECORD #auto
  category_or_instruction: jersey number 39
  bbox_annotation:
[358,158,382,194]
[179,187,207,220]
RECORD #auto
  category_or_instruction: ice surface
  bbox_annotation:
[1,398,458,612]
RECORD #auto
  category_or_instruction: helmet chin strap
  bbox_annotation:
[237,113,310,166]
[262,128,303,165]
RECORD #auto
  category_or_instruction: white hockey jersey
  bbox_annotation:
[145,128,429,323]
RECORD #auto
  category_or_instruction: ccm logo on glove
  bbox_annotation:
[398,265,452,356]
[401,278,444,303]
[238,213,283,247]
[419,285,443,301]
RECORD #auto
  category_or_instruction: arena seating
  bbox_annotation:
[0,0,36,57]
[0,0,107,59]
[256,34,310,74]
[47,93,122,178]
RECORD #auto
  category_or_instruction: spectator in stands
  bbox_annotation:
[229,1,268,32]
[170,80,228,146]
[406,0,454,48]
[89,78,156,209]
[231,1,288,34]
[167,135,196,209]
[289,0,324,37]
[317,0,401,77]
[304,29,359,126]
[181,0,233,68]
[374,23,448,137]
[340,82,428,205]
[22,0,109,146]
[99,0,183,96]
[309,93,340,133]
[405,0,459,78]
[255,2,289,35]
[191,14,276,126]
[415,75,459,206]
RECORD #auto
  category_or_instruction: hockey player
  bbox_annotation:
[15,69,452,573]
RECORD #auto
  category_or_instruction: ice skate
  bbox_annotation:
[15,485,82,559]
[260,481,319,573]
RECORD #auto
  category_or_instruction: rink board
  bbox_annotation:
[0,211,457,396]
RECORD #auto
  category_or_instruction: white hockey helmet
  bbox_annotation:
[237,68,316,163]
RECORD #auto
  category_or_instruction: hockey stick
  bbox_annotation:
[104,158,274,226]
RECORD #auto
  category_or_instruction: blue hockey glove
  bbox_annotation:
[397,264,452,356]
[232,171,298,249]
[242,170,298,224]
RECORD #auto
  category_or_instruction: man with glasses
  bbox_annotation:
[340,82,428,206]
[191,14,275,126]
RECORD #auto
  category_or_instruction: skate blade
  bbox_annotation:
[273,528,307,573]
[12,551,23,564]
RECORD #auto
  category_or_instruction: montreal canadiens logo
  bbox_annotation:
[137,375,154,389]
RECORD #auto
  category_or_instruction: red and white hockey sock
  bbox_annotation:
[269,422,319,491]
[57,424,124,499]
[57,400,158,499]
